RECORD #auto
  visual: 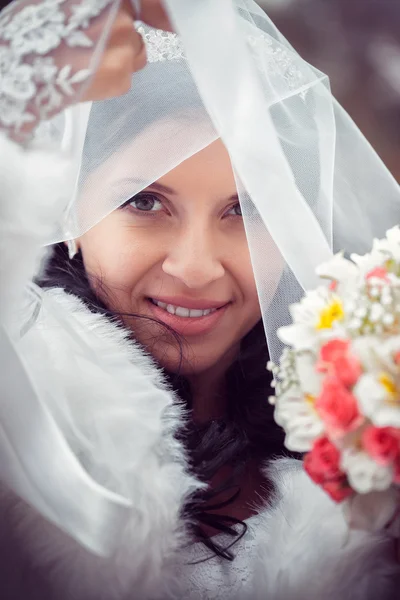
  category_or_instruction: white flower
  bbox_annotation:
[341,447,393,494]
[278,287,345,351]
[274,386,324,452]
[295,351,322,397]
[354,372,400,428]
[316,252,358,286]
[350,246,387,277]
[374,226,400,263]
[369,302,385,323]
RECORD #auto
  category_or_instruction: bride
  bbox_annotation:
[0,0,399,598]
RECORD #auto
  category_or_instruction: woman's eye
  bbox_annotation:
[129,194,163,212]
[226,202,242,217]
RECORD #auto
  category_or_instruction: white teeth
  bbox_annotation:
[153,300,218,318]
[175,306,190,317]
[189,309,204,318]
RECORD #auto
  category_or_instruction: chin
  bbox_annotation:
[157,354,221,377]
[143,341,226,377]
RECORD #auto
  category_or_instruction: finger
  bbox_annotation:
[81,30,145,102]
[131,29,147,71]
[140,0,174,32]
[112,1,147,71]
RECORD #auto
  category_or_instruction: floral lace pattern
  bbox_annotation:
[0,0,115,137]
[139,24,307,96]
[172,513,263,600]
[137,26,185,63]
[248,33,307,95]
[0,1,309,137]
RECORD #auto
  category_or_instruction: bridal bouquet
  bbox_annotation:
[269,227,400,532]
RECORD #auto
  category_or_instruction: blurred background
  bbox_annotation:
[257,0,400,181]
[1,0,400,181]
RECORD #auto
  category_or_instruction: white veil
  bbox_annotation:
[1,0,400,556]
[56,0,400,361]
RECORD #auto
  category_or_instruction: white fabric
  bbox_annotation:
[175,513,263,599]
[0,121,398,595]
[0,132,142,556]
[0,0,120,140]
[0,131,397,598]
[1,0,400,565]
[57,0,400,366]
[0,404,398,600]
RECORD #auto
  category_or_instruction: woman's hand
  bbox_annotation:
[0,0,173,139]
[82,0,172,102]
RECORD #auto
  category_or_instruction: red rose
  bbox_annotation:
[304,436,342,483]
[304,437,352,503]
[318,339,362,388]
[322,479,353,503]
[362,426,400,466]
[366,266,390,282]
[315,375,361,435]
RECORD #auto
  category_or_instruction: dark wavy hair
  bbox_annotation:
[38,242,287,560]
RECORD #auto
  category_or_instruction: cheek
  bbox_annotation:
[79,219,154,300]
[228,241,261,325]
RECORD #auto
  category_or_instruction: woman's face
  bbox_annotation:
[79,139,262,375]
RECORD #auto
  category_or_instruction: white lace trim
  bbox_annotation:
[137,25,184,63]
[247,33,306,93]
[0,0,114,136]
[138,25,307,95]
[0,1,308,136]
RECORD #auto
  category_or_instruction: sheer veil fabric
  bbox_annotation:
[1,0,400,556]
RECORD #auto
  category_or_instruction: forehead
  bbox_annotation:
[156,139,236,194]
[78,118,231,230]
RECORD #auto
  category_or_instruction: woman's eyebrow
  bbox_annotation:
[112,177,176,195]
[112,178,238,201]
[148,181,176,195]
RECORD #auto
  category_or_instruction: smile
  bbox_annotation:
[146,297,230,336]
[150,299,217,318]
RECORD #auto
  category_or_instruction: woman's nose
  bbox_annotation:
[162,226,225,289]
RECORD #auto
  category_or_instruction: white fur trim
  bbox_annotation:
[1,288,200,599]
[252,459,400,599]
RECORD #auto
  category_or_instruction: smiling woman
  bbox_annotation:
[78,139,263,376]
[0,1,400,599]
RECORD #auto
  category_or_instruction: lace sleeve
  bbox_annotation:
[0,0,120,142]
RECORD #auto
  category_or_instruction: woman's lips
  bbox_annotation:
[146,298,230,336]
[148,296,228,310]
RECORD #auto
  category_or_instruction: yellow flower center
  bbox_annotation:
[378,372,400,405]
[316,298,344,330]
[305,394,316,406]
